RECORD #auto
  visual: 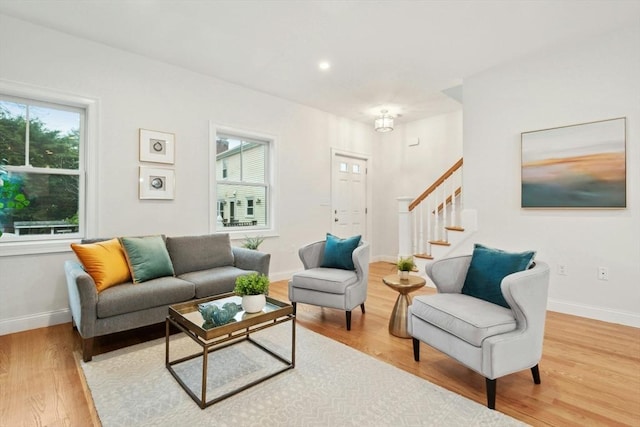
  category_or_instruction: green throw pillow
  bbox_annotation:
[461,243,536,308]
[119,235,175,283]
[320,233,361,270]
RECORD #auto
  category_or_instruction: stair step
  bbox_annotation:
[414,253,433,260]
[445,226,465,232]
[429,240,451,247]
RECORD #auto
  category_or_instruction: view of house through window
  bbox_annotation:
[0,95,84,241]
[215,133,269,230]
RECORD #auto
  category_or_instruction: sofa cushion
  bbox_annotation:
[166,233,235,276]
[120,235,175,283]
[291,267,358,294]
[71,238,131,292]
[411,293,516,347]
[320,233,361,270]
[461,243,536,308]
[179,266,257,298]
[96,276,195,318]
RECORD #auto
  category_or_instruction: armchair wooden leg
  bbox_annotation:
[412,338,420,361]
[346,311,352,331]
[486,378,496,410]
[531,364,541,384]
[360,303,365,313]
[82,337,94,363]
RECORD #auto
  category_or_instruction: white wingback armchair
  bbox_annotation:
[408,255,550,409]
[288,239,370,330]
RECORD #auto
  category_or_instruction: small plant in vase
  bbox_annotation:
[234,273,270,313]
[397,256,415,280]
[241,235,264,250]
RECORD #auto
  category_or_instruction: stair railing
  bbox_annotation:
[405,158,463,259]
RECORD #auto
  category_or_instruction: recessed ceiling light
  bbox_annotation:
[318,61,331,71]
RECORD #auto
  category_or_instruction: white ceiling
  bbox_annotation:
[1,1,639,125]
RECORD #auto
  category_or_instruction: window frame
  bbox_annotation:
[209,123,277,238]
[0,80,98,256]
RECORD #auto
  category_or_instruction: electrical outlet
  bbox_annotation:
[557,264,567,276]
[598,267,609,281]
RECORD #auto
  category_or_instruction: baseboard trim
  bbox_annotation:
[0,308,71,336]
[372,255,396,263]
[269,269,299,283]
[5,285,634,337]
[547,299,640,328]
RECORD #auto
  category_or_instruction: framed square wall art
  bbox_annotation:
[139,128,175,164]
[521,117,626,208]
[139,166,175,200]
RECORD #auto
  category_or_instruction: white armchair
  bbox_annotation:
[408,254,550,409]
[288,239,370,330]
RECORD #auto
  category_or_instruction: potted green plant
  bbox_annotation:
[234,273,270,313]
[241,235,265,250]
[397,256,415,280]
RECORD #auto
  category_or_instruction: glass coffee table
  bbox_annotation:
[166,293,295,409]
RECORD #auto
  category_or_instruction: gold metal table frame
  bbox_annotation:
[166,293,295,409]
[382,274,426,338]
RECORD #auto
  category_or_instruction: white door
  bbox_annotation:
[331,153,368,239]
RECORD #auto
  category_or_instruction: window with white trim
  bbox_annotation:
[214,131,270,230]
[246,197,254,217]
[0,95,85,242]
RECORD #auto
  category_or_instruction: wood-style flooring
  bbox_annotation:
[1,261,639,426]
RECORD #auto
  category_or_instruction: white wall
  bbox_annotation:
[0,14,376,334]
[372,110,463,261]
[2,14,637,333]
[462,25,640,327]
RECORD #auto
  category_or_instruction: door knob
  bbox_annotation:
[334,218,339,222]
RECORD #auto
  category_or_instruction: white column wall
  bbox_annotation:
[462,25,640,326]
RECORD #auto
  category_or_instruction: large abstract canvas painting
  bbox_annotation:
[521,118,626,208]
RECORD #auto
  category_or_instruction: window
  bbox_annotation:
[246,198,254,217]
[213,129,271,231]
[0,94,86,244]
[217,200,225,220]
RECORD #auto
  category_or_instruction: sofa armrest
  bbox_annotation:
[298,240,325,269]
[64,260,98,338]
[425,255,472,294]
[352,241,370,283]
[501,260,550,333]
[232,247,271,276]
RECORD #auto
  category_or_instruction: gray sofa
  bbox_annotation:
[64,233,270,361]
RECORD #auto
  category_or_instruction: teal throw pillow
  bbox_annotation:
[320,233,361,270]
[119,235,175,283]
[461,243,536,308]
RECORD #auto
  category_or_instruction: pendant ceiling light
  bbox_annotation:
[374,110,394,132]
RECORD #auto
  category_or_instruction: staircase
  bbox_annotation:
[398,158,476,271]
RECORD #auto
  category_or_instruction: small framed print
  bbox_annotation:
[139,128,175,164]
[139,166,175,200]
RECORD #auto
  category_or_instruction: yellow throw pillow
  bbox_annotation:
[71,238,132,292]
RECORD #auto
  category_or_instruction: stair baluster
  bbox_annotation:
[403,158,465,261]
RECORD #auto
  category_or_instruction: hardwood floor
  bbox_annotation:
[1,261,638,426]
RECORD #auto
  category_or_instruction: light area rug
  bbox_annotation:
[80,324,528,427]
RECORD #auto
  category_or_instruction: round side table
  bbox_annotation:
[382,274,426,338]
